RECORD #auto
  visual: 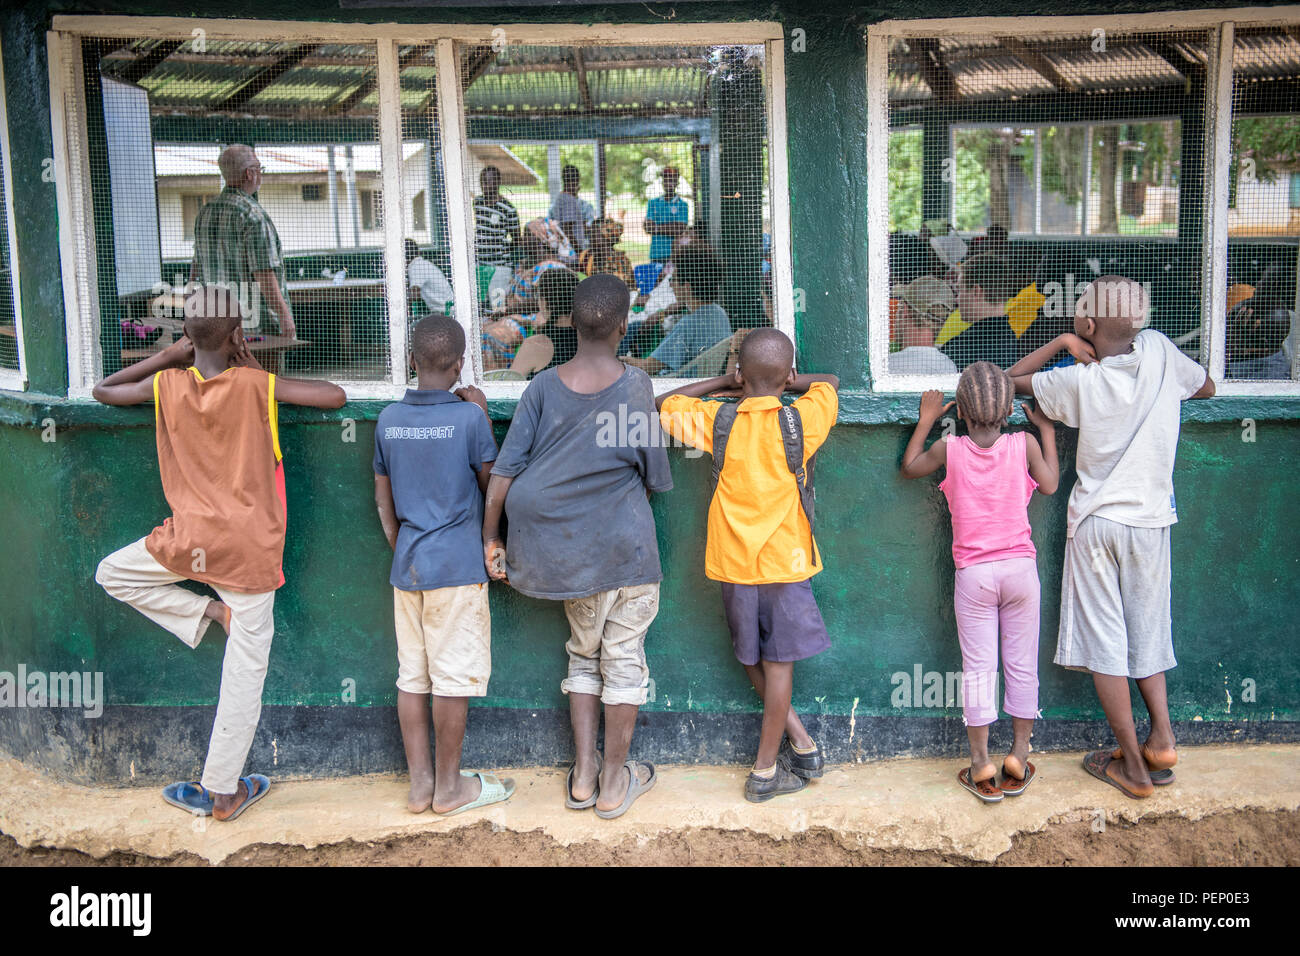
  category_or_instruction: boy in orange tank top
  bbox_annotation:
[93,287,344,822]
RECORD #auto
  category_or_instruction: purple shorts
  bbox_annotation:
[720,579,831,666]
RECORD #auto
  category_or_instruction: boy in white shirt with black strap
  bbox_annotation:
[1010,275,1215,799]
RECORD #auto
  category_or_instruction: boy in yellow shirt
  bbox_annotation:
[657,329,839,801]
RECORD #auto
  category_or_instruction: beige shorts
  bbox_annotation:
[394,582,491,697]
[561,583,659,706]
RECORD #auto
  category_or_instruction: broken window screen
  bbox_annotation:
[88,36,392,382]
[1224,23,1300,382]
[886,30,1210,375]
[458,42,771,380]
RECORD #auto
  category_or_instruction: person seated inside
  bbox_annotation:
[578,218,636,290]
[941,253,1024,370]
[889,275,959,375]
[405,239,453,317]
[1226,300,1293,380]
[481,235,570,368]
[622,239,732,376]
[508,269,582,378]
[549,165,589,254]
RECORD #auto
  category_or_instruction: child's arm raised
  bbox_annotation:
[1021,399,1060,495]
[653,372,738,411]
[228,341,345,408]
[899,390,952,480]
[91,337,195,406]
[787,372,839,393]
[481,474,513,581]
[374,475,399,550]
[1008,333,1097,395]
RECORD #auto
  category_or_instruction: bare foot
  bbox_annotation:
[970,759,997,785]
[595,761,653,814]
[1107,754,1155,798]
[212,776,263,821]
[407,771,434,813]
[1004,749,1031,780]
[432,773,482,814]
[570,753,600,804]
[204,600,232,635]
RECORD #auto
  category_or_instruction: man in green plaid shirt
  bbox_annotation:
[191,145,296,338]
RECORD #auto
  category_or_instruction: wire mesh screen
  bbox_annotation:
[458,42,770,379]
[0,115,17,372]
[1225,24,1300,382]
[887,29,1210,375]
[398,45,453,384]
[86,36,391,381]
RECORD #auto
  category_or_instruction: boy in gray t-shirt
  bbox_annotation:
[1010,275,1215,801]
[483,274,672,819]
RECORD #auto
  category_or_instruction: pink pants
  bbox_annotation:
[953,556,1040,727]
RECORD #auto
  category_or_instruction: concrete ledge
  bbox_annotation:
[3,744,1297,865]
[5,704,1298,785]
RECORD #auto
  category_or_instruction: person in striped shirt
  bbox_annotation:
[473,166,520,268]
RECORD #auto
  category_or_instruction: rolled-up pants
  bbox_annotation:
[95,537,276,795]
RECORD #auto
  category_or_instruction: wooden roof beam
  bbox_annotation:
[911,38,958,104]
[115,40,184,85]
[572,46,594,111]
[996,37,1078,93]
[213,45,312,111]
[328,44,430,114]
[462,45,498,91]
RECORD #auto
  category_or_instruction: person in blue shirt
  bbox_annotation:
[373,315,514,817]
[623,239,732,376]
[644,165,691,263]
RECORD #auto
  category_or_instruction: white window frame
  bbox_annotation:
[0,38,27,392]
[47,16,792,402]
[866,7,1300,397]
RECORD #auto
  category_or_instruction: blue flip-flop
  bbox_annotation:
[162,781,214,816]
[215,774,272,821]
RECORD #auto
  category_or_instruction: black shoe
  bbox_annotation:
[779,737,824,779]
[744,759,807,803]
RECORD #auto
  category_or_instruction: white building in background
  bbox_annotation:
[154,141,538,261]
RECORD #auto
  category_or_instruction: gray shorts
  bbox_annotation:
[560,583,658,706]
[1055,515,1175,679]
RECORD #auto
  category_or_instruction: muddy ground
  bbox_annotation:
[3,808,1295,866]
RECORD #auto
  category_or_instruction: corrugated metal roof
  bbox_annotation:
[889,30,1219,106]
[95,38,758,119]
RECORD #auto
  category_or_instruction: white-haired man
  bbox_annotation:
[191,144,295,339]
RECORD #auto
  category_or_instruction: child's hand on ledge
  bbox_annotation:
[918,389,954,426]
[455,385,489,416]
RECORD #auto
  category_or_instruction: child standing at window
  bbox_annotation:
[900,363,1059,802]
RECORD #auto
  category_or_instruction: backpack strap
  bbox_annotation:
[778,404,816,528]
[709,403,740,505]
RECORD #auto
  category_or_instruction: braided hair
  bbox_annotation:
[956,361,1014,429]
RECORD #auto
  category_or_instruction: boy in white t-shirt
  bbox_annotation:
[1009,275,1215,800]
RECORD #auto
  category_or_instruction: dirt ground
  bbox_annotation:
[3,808,1296,866]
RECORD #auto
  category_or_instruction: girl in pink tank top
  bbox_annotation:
[901,363,1060,803]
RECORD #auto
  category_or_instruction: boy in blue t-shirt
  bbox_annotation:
[373,315,513,816]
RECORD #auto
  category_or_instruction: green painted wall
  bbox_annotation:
[1,1,1298,772]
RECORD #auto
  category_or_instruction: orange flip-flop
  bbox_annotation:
[958,766,1003,803]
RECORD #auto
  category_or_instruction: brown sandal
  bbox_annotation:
[1084,750,1153,800]
[1000,756,1036,797]
[958,766,1003,803]
[1110,745,1176,785]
